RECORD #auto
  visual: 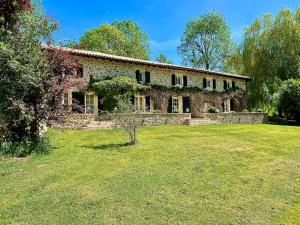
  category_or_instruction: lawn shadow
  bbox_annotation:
[81,142,134,150]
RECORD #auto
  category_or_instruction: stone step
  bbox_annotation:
[184,118,222,126]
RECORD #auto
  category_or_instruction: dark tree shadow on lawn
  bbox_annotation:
[81,142,134,150]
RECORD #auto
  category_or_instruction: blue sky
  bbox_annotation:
[42,0,299,64]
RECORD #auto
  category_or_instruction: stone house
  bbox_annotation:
[46,45,251,118]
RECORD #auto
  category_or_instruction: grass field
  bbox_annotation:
[0,125,299,225]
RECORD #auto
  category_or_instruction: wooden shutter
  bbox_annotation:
[213,79,216,90]
[145,71,151,84]
[182,97,190,113]
[223,80,227,90]
[145,96,151,112]
[136,70,141,82]
[203,78,207,88]
[167,97,172,113]
[171,74,176,86]
[183,76,187,87]
[131,96,135,105]
[232,81,236,89]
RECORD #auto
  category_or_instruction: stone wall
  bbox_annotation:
[81,57,247,92]
[54,113,192,129]
[144,89,247,118]
[99,113,192,126]
[203,112,268,124]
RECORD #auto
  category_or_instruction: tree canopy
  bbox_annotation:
[229,8,300,109]
[156,53,173,64]
[80,19,151,60]
[274,79,300,122]
[0,0,31,30]
[0,4,83,156]
[178,12,232,70]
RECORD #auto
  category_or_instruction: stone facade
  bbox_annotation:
[81,57,247,92]
[144,89,247,118]
[61,51,250,119]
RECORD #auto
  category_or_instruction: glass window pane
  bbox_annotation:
[86,94,94,114]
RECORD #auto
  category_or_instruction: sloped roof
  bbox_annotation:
[42,44,251,81]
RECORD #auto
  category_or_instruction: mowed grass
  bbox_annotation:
[0,125,299,225]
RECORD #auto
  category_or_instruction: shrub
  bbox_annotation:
[207,107,217,113]
[274,79,300,123]
[256,109,264,113]
[268,116,289,125]
[242,109,249,112]
[0,138,50,157]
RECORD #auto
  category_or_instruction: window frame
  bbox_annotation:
[175,75,183,87]
[134,95,146,112]
[207,80,211,88]
[85,93,95,114]
[63,93,69,106]
[172,97,180,113]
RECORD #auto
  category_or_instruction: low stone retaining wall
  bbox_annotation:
[53,112,266,129]
[203,112,268,124]
[54,113,191,129]
[99,113,192,126]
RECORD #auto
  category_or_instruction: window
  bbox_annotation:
[85,93,95,114]
[135,95,145,111]
[223,80,228,90]
[172,97,180,113]
[172,74,183,86]
[175,76,182,86]
[207,80,211,88]
[72,92,85,113]
[63,93,69,106]
[136,70,151,84]
[77,68,83,77]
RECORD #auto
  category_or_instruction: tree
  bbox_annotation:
[178,12,232,70]
[111,94,143,145]
[111,20,151,60]
[91,76,148,111]
[0,6,83,156]
[230,8,300,109]
[0,0,31,30]
[80,19,150,60]
[91,77,147,144]
[156,53,173,64]
[274,79,300,123]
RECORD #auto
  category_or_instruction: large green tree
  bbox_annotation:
[230,8,300,109]
[156,53,173,64]
[178,12,232,70]
[0,4,82,156]
[80,19,150,60]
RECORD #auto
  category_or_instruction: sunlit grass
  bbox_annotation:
[0,124,299,225]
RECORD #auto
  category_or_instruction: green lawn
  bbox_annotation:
[0,125,299,225]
